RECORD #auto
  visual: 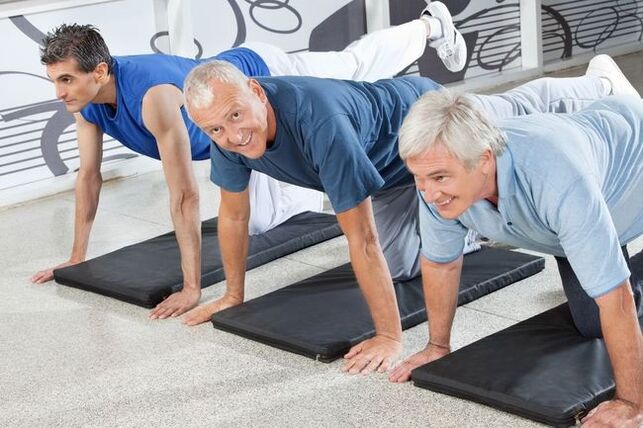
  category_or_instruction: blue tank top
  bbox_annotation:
[80,48,270,160]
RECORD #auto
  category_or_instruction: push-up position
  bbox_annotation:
[182,47,633,374]
[396,92,642,426]
[31,1,465,317]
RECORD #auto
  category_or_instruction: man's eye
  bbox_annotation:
[211,128,220,134]
[232,112,240,119]
[436,176,446,182]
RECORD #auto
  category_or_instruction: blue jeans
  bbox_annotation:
[556,246,642,338]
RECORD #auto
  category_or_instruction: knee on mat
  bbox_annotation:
[572,316,603,339]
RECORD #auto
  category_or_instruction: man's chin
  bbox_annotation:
[436,204,465,220]
[63,104,82,113]
[242,148,266,160]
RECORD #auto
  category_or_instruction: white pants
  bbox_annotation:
[242,20,429,234]
[243,19,427,82]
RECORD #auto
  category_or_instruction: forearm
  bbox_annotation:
[70,172,102,262]
[348,238,402,340]
[422,256,462,346]
[218,215,249,301]
[598,283,643,407]
[169,191,202,290]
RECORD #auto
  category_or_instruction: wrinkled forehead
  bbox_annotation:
[188,86,250,124]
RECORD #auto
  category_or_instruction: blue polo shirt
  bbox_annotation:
[209,75,441,212]
[81,49,269,161]
[419,96,643,298]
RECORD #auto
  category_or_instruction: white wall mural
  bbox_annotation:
[1,0,642,200]
[542,0,643,62]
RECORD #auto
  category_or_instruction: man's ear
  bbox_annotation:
[93,62,109,82]
[248,78,266,102]
[479,148,494,174]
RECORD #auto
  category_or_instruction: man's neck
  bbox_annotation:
[266,101,277,148]
[483,156,499,206]
[93,74,117,107]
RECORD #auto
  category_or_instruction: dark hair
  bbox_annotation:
[40,24,113,74]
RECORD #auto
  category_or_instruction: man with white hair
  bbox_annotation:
[181,50,638,376]
[32,2,465,319]
[395,92,642,426]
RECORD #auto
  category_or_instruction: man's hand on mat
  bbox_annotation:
[149,287,201,319]
[341,335,402,375]
[581,398,642,428]
[182,293,243,326]
[31,260,77,284]
[388,343,450,383]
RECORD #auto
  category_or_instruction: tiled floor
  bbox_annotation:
[1,52,642,427]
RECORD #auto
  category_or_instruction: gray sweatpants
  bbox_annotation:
[376,75,609,281]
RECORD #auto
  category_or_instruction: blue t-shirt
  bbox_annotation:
[419,96,643,298]
[209,75,441,212]
[80,48,270,161]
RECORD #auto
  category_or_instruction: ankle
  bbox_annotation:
[421,15,443,40]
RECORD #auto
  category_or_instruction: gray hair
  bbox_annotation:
[184,60,249,109]
[399,89,506,169]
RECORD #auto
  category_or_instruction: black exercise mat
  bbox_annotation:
[212,247,545,362]
[411,250,643,427]
[54,211,342,308]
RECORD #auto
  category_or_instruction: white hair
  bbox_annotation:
[183,60,249,109]
[399,89,506,169]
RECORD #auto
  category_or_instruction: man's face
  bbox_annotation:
[406,142,493,219]
[46,58,102,113]
[188,79,271,159]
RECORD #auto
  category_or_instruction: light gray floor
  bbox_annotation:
[2,52,642,427]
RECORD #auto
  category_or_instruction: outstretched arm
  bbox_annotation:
[183,187,250,326]
[142,84,202,319]
[581,282,642,427]
[389,255,462,382]
[31,113,103,283]
[336,197,403,375]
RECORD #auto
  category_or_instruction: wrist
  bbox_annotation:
[427,340,451,351]
[224,291,244,303]
[377,331,402,343]
[182,283,201,292]
[615,396,641,411]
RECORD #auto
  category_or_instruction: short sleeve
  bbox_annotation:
[209,142,252,192]
[550,175,630,297]
[307,114,385,212]
[418,192,469,263]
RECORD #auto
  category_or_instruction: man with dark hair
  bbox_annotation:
[32,3,466,319]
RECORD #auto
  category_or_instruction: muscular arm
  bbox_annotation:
[217,188,251,302]
[389,255,462,382]
[335,197,403,374]
[182,187,250,326]
[142,85,202,318]
[582,282,643,427]
[31,113,103,283]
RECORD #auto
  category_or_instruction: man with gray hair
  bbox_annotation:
[394,92,643,426]
[182,52,638,375]
[33,7,463,319]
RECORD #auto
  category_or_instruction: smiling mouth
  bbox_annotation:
[239,132,252,147]
[435,196,454,207]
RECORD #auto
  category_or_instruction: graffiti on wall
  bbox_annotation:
[542,0,643,61]
[0,0,366,189]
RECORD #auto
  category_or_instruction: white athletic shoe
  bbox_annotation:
[421,1,467,72]
[586,54,641,98]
